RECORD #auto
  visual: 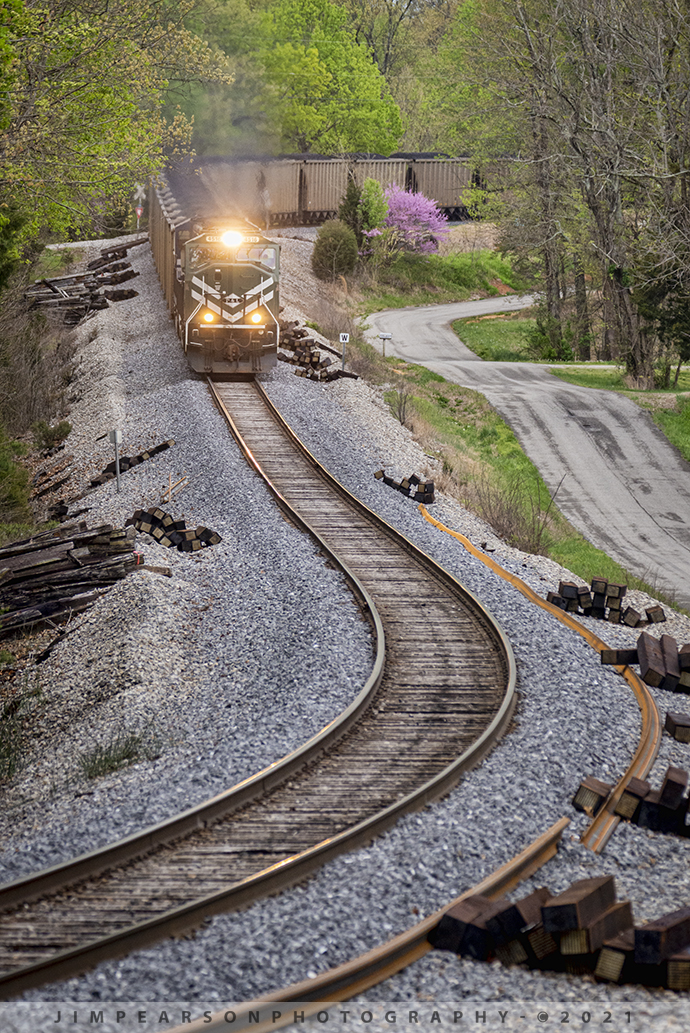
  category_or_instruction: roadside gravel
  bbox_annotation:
[10,234,690,1027]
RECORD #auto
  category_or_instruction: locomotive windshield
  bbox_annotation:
[237,246,276,270]
[185,244,277,272]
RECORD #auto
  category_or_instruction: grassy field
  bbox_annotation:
[359,250,524,313]
[452,312,536,361]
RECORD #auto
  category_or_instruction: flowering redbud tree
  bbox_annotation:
[381,184,449,254]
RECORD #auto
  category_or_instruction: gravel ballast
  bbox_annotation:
[0,238,373,881]
[7,235,690,1028]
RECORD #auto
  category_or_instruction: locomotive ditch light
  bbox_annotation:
[250,310,263,324]
[203,312,215,323]
[221,230,243,248]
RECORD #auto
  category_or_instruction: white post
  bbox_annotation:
[109,429,123,493]
[339,332,349,371]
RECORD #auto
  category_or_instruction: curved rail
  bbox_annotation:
[418,506,661,853]
[169,817,570,1033]
[0,384,516,996]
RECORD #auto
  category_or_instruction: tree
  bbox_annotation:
[261,0,403,153]
[379,184,448,253]
[338,175,388,243]
[180,0,402,155]
[435,0,690,380]
[0,0,230,243]
[335,0,460,150]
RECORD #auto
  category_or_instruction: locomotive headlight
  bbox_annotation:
[250,311,263,324]
[221,230,243,248]
[203,312,215,323]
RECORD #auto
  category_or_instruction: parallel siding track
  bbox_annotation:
[0,380,515,997]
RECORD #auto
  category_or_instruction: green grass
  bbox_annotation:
[653,400,690,463]
[31,246,82,281]
[79,728,161,779]
[359,250,526,313]
[0,521,53,548]
[550,364,690,392]
[452,313,537,361]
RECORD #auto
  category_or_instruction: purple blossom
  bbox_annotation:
[382,185,449,254]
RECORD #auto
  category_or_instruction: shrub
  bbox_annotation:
[338,178,363,241]
[32,419,71,450]
[360,178,388,233]
[338,177,388,247]
[311,220,359,280]
[522,310,574,362]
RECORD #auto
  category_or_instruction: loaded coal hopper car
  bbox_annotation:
[149,164,279,376]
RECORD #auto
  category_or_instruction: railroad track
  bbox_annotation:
[0,379,515,997]
[170,816,570,1033]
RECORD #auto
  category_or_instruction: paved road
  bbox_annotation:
[364,299,690,608]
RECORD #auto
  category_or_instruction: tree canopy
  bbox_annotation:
[0,0,230,246]
[179,0,402,155]
[428,0,690,381]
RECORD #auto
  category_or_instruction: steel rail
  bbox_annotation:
[210,377,517,813]
[0,384,516,998]
[169,817,570,1033]
[418,506,661,853]
[0,575,385,915]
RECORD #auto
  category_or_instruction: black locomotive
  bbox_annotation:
[150,171,279,376]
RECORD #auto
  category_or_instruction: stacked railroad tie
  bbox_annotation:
[89,439,175,488]
[574,764,690,836]
[126,507,222,553]
[0,522,139,638]
[600,630,690,690]
[278,320,358,382]
[374,468,435,504]
[429,874,690,990]
[23,236,147,325]
[547,576,665,626]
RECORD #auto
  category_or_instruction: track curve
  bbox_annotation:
[0,381,515,997]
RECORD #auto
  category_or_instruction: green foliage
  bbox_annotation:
[338,177,387,246]
[360,179,388,232]
[522,310,574,362]
[0,427,29,523]
[179,0,402,155]
[0,207,25,291]
[32,420,71,451]
[0,0,229,246]
[311,220,359,280]
[338,179,363,241]
[654,397,690,464]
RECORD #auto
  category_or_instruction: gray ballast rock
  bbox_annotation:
[13,237,690,1023]
[0,242,373,883]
